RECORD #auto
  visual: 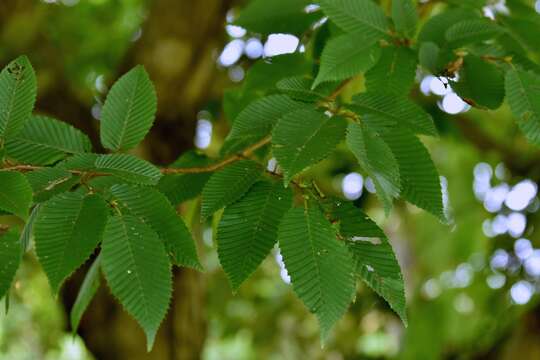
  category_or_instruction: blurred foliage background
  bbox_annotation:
[2,0,540,359]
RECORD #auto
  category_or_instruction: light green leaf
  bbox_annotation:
[101,214,172,351]
[0,228,22,301]
[5,115,91,165]
[352,92,437,136]
[111,184,201,270]
[217,181,292,291]
[100,65,157,151]
[272,109,347,184]
[278,206,355,341]
[0,56,37,139]
[94,154,162,185]
[222,95,306,155]
[70,254,101,333]
[505,69,540,146]
[365,46,417,95]
[0,171,33,219]
[451,55,505,109]
[381,128,444,220]
[313,32,381,88]
[201,160,262,219]
[236,0,320,36]
[319,0,389,40]
[347,123,400,214]
[445,18,504,47]
[34,192,108,293]
[391,0,418,38]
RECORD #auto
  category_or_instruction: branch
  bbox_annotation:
[0,78,353,178]
[161,135,271,174]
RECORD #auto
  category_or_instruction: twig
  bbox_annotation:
[1,78,353,178]
[160,135,271,174]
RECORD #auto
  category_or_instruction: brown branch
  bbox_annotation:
[1,78,353,178]
[161,135,271,174]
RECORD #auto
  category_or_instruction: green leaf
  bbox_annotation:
[0,56,37,139]
[94,154,162,185]
[278,205,355,341]
[313,32,381,88]
[0,171,32,219]
[235,0,321,36]
[418,9,478,46]
[352,92,437,136]
[319,0,389,41]
[365,46,417,95]
[346,123,400,214]
[222,95,306,155]
[201,160,262,219]
[505,69,540,146]
[322,200,406,323]
[418,42,441,73]
[272,109,347,184]
[326,201,406,324]
[101,214,172,351]
[445,18,504,47]
[0,228,22,301]
[451,55,505,109]
[70,254,101,333]
[217,181,292,290]
[100,65,157,151]
[34,192,108,293]
[110,184,201,269]
[276,76,337,102]
[381,128,444,220]
[25,167,79,203]
[5,115,91,165]
[20,204,40,252]
[391,0,418,38]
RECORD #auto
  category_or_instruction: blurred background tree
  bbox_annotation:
[2,0,540,359]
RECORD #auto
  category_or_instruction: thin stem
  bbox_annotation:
[160,135,271,174]
[0,78,353,178]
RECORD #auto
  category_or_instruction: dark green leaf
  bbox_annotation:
[278,205,355,341]
[5,115,91,165]
[313,32,381,88]
[505,69,540,146]
[217,181,292,290]
[347,123,400,214]
[319,0,390,41]
[34,192,108,293]
[272,109,347,184]
[0,229,22,301]
[365,46,417,95]
[381,128,444,220]
[111,184,201,270]
[70,254,102,333]
[0,56,37,139]
[451,55,505,109]
[101,214,172,351]
[100,66,157,151]
[0,171,33,219]
[236,0,321,36]
[201,160,262,219]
